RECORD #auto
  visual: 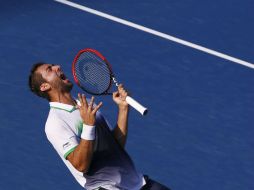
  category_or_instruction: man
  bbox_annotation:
[28,62,170,190]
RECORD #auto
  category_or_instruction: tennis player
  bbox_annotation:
[28,63,170,190]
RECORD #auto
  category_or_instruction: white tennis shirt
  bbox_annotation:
[45,101,145,190]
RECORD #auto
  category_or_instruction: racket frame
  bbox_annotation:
[72,48,114,95]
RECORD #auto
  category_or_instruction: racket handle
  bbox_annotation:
[126,96,148,115]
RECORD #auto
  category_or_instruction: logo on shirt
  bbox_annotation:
[63,142,71,150]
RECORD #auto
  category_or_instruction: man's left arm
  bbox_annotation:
[112,84,129,148]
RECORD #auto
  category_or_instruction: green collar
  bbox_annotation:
[49,102,78,113]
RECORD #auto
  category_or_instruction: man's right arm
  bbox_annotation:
[67,94,102,173]
[66,138,94,173]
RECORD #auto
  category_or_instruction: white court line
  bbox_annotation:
[54,0,254,69]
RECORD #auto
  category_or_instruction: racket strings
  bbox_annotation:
[74,51,111,94]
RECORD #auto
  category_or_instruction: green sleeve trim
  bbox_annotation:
[64,146,77,159]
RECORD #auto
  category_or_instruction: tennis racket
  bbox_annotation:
[72,48,148,115]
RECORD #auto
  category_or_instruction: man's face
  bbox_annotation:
[37,64,73,92]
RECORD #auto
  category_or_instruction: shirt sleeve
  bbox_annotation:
[45,117,79,159]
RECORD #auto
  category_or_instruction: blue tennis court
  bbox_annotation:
[0,0,253,189]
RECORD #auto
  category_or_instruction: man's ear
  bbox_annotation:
[40,83,51,92]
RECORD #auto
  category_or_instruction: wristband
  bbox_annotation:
[81,124,95,140]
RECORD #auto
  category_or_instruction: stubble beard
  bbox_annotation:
[52,78,73,93]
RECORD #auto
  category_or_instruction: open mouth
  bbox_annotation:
[59,73,69,83]
[60,73,66,80]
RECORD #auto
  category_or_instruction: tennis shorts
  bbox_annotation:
[140,175,171,190]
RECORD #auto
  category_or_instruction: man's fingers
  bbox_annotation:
[118,84,123,89]
[117,84,128,99]
[121,91,128,99]
[113,91,119,98]
[92,102,103,114]
[118,84,124,93]
[120,88,127,95]
[78,93,83,106]
[113,88,128,100]
[88,96,95,110]
[81,94,88,109]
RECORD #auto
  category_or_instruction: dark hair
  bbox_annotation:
[28,62,50,100]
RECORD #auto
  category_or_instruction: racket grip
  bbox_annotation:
[126,96,148,115]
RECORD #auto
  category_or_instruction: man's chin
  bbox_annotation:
[52,79,73,92]
[59,80,73,92]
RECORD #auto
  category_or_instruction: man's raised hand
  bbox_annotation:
[113,84,129,109]
[77,94,103,126]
